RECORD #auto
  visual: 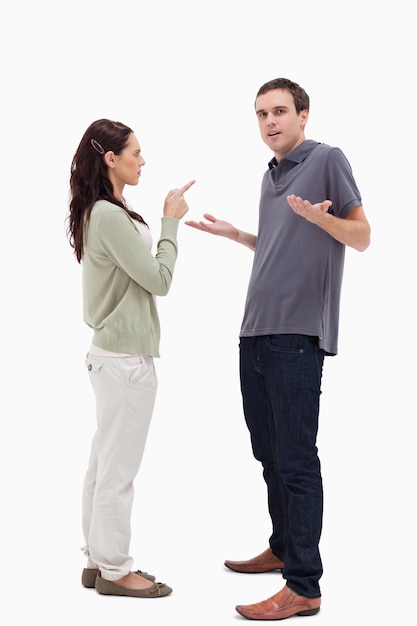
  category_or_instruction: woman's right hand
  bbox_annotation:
[163,180,196,220]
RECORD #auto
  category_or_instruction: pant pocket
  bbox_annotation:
[85,357,103,373]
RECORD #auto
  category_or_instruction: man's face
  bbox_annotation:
[255,89,309,161]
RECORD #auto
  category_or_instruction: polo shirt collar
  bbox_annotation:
[268,139,319,169]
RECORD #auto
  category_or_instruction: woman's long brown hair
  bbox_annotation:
[66,118,147,263]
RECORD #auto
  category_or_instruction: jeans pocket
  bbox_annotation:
[266,334,307,354]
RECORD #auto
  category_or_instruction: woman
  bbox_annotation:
[67,119,194,598]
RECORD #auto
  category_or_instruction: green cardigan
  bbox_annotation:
[82,200,179,357]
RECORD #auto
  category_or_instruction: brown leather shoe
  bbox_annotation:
[224,547,284,573]
[235,585,321,620]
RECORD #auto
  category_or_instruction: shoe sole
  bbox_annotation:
[225,564,283,574]
[236,606,320,619]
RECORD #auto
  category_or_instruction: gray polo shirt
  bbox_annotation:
[239,140,362,355]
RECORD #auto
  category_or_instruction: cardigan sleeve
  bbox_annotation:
[96,208,180,297]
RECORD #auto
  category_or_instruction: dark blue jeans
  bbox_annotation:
[239,335,325,598]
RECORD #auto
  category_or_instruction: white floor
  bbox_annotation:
[5,538,412,625]
[4,369,414,626]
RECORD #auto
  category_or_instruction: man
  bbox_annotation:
[185,77,370,620]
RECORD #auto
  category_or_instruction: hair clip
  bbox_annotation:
[90,139,105,154]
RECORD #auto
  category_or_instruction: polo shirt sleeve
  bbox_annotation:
[326,148,362,218]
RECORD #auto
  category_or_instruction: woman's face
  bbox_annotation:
[107,133,145,197]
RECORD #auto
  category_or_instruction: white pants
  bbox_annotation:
[82,352,157,581]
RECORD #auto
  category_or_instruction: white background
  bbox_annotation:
[1,1,415,624]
